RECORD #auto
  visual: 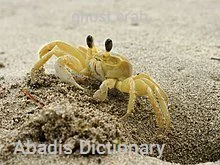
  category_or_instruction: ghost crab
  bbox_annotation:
[31,35,170,129]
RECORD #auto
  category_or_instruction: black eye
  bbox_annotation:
[86,35,93,48]
[105,38,113,52]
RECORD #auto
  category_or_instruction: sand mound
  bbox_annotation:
[0,70,219,164]
[18,104,123,152]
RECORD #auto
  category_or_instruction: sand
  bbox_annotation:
[0,0,220,164]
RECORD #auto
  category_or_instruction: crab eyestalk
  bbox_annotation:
[86,35,94,49]
[104,38,113,57]
[86,35,98,59]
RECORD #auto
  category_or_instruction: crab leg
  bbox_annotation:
[154,87,170,128]
[141,79,169,128]
[31,46,63,81]
[131,78,164,128]
[120,78,136,120]
[93,79,117,101]
[140,80,164,128]
[134,73,168,103]
[38,41,86,67]
[142,78,169,117]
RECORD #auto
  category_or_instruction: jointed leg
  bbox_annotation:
[142,78,170,127]
[120,78,136,120]
[154,87,170,128]
[31,46,67,81]
[143,82,164,128]
[93,79,117,101]
[135,73,168,103]
[38,41,87,67]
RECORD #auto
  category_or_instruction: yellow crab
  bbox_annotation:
[31,35,170,129]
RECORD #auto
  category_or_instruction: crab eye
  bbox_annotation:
[86,35,93,48]
[105,38,113,52]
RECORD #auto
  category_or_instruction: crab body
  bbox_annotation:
[89,52,133,81]
[31,35,170,129]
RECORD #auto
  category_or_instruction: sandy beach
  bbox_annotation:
[0,0,220,164]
